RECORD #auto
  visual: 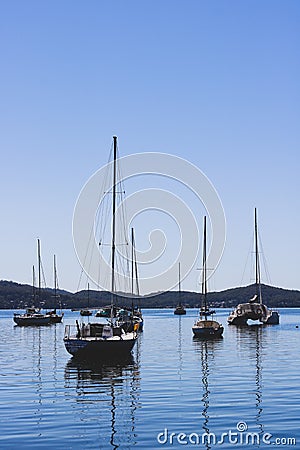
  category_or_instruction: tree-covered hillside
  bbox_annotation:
[1,280,300,309]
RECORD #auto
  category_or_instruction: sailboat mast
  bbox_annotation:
[111,136,117,309]
[254,208,262,304]
[134,241,141,302]
[32,265,36,304]
[255,208,259,285]
[202,216,207,309]
[54,255,57,299]
[178,262,181,306]
[37,239,41,306]
[131,227,134,296]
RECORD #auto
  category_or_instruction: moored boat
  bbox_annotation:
[174,304,186,315]
[64,136,137,358]
[228,209,279,326]
[64,321,136,358]
[46,255,64,323]
[80,283,93,316]
[95,307,111,318]
[14,240,51,326]
[192,217,224,338]
[174,263,186,315]
[14,307,51,326]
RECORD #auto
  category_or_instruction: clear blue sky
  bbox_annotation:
[1,0,299,294]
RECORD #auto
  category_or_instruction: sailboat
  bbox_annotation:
[14,240,51,326]
[192,217,224,338]
[46,255,64,323]
[228,208,280,325]
[130,227,143,330]
[80,283,93,316]
[64,136,138,358]
[174,262,186,315]
[116,227,143,332]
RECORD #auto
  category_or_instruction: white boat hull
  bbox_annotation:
[228,302,280,325]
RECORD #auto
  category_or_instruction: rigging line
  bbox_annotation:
[40,259,47,290]
[96,141,114,247]
[100,243,129,246]
[133,233,140,296]
[116,147,130,245]
[76,225,96,292]
[95,181,111,250]
[240,231,254,286]
[114,251,130,293]
[97,243,101,291]
[97,146,128,251]
[77,143,114,293]
[54,257,60,291]
[258,230,272,285]
[77,266,85,292]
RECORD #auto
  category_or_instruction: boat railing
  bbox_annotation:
[64,322,113,339]
[64,325,71,339]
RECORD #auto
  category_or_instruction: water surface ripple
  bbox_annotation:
[0,309,299,449]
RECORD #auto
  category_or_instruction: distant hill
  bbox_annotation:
[1,280,300,309]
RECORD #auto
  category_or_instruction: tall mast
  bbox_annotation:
[131,227,134,296]
[54,255,57,299]
[202,216,207,310]
[37,238,41,307]
[254,208,262,304]
[32,265,36,304]
[178,262,181,306]
[111,136,117,310]
[53,254,59,312]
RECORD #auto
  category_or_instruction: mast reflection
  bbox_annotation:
[193,339,222,450]
[177,316,183,380]
[64,349,141,449]
[234,325,264,435]
[253,326,263,433]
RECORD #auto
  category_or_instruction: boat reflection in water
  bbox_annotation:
[193,338,223,449]
[64,349,141,449]
[193,326,264,448]
[235,324,264,435]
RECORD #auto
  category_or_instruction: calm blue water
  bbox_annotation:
[0,308,299,449]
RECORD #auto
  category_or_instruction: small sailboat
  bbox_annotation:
[95,306,111,318]
[116,228,143,332]
[174,262,186,315]
[80,283,93,316]
[192,217,224,338]
[228,208,279,325]
[14,240,51,326]
[46,255,64,323]
[129,227,143,331]
[64,136,137,358]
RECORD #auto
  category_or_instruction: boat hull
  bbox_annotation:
[192,320,224,338]
[80,310,92,316]
[64,335,136,358]
[48,314,64,324]
[228,302,280,325]
[174,309,186,315]
[13,315,51,326]
[192,327,223,338]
